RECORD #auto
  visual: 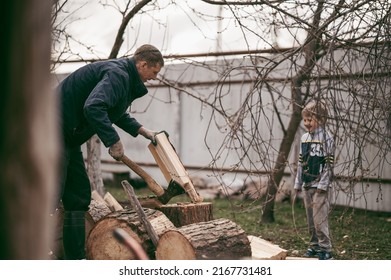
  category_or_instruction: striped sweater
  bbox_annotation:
[294,127,335,191]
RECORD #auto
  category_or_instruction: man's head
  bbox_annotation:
[302,100,328,132]
[134,44,164,82]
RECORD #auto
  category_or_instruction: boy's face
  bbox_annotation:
[303,115,320,133]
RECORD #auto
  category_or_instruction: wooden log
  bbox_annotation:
[248,235,288,260]
[157,202,213,227]
[148,132,203,203]
[86,209,175,260]
[113,228,149,260]
[156,218,251,260]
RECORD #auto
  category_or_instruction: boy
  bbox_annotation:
[294,100,335,260]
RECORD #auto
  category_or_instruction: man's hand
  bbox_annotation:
[109,140,124,161]
[138,126,157,145]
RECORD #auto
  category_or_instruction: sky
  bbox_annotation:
[53,0,302,73]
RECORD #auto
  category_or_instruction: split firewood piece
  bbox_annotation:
[156,218,251,260]
[121,180,159,246]
[148,132,203,203]
[91,190,108,206]
[104,191,124,212]
[248,235,288,260]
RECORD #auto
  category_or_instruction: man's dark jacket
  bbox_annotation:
[58,58,147,148]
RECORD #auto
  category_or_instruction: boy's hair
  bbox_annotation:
[134,44,164,67]
[302,100,329,124]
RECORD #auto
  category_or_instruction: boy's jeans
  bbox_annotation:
[303,187,332,252]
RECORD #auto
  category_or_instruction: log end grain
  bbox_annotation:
[155,230,196,260]
[86,218,141,260]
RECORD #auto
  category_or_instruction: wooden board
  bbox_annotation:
[248,235,287,260]
[148,132,203,203]
[156,218,251,260]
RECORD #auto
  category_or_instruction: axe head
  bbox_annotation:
[157,180,186,204]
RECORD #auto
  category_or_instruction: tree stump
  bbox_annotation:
[157,202,213,227]
[156,218,251,260]
[86,208,175,260]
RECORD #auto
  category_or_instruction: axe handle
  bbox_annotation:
[121,155,165,196]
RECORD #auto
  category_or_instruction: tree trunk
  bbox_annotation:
[156,218,251,260]
[86,135,105,196]
[260,0,325,223]
[261,114,302,223]
[0,0,56,259]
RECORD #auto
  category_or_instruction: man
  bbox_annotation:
[57,44,164,259]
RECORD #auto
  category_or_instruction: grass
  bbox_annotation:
[106,184,391,260]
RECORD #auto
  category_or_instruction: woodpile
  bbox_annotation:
[82,183,288,260]
[86,208,175,259]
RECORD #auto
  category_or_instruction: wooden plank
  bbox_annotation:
[248,235,288,260]
[148,143,172,182]
[148,132,190,185]
[148,132,203,203]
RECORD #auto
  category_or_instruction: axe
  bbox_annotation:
[121,155,185,204]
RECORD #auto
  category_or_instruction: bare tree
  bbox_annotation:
[52,0,391,227]
[199,0,391,222]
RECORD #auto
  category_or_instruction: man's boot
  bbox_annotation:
[63,211,86,259]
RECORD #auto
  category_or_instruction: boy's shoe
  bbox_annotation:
[318,251,334,260]
[303,248,318,257]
